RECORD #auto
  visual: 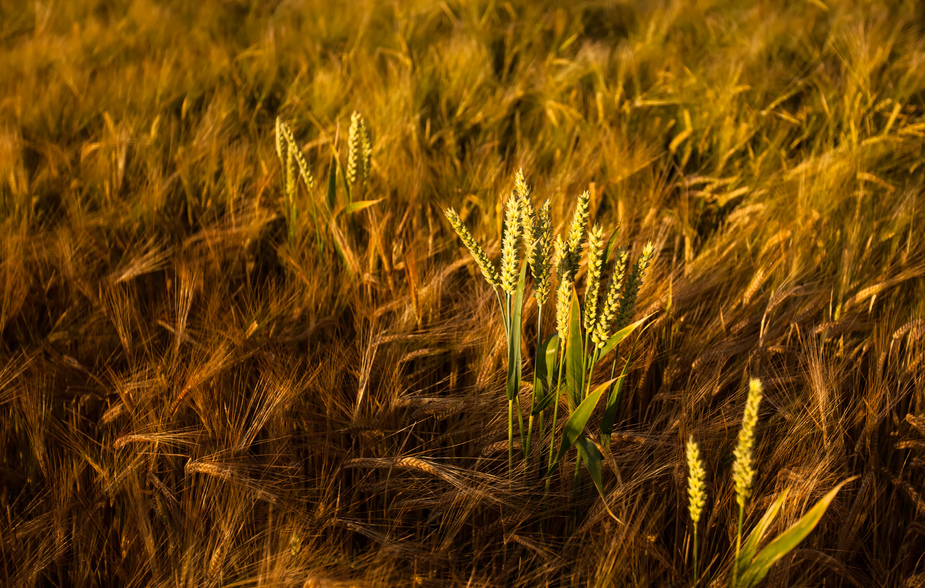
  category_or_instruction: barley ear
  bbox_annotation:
[732,378,763,509]
[686,436,707,526]
[584,224,606,331]
[444,208,501,288]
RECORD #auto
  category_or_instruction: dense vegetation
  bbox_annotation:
[1,0,924,585]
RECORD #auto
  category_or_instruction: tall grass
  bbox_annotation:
[1,0,925,586]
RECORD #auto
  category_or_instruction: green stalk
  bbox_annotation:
[734,502,745,586]
[693,526,699,587]
[545,342,567,494]
[525,305,543,471]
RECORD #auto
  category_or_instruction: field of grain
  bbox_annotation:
[1,1,924,586]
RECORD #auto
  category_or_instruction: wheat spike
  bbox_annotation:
[346,111,362,186]
[615,242,655,330]
[444,208,500,288]
[500,195,523,293]
[532,200,553,305]
[591,248,629,349]
[732,378,763,509]
[686,436,707,526]
[559,190,591,282]
[556,274,573,346]
[584,224,606,332]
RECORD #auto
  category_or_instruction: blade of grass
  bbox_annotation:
[737,477,858,588]
[547,377,617,475]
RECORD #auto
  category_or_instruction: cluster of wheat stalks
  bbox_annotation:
[445,170,654,487]
[446,176,856,585]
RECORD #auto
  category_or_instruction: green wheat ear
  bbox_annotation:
[500,195,523,294]
[531,200,553,306]
[591,248,628,349]
[584,224,605,332]
[347,111,371,188]
[686,437,707,526]
[615,242,655,330]
[733,379,763,509]
[444,208,501,288]
[560,190,590,280]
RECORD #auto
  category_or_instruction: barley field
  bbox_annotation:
[1,1,924,586]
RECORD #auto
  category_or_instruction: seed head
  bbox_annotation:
[591,249,629,349]
[556,274,573,347]
[732,378,763,509]
[686,436,707,527]
[347,111,371,187]
[500,196,523,293]
[444,208,500,288]
[615,242,655,330]
[531,200,553,305]
[584,224,606,332]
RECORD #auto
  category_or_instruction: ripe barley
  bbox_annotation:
[444,208,501,288]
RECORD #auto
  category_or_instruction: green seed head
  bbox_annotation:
[686,436,707,527]
[584,224,606,331]
[500,196,523,293]
[732,378,763,509]
[531,200,553,306]
[445,208,500,288]
[556,274,573,346]
[591,249,629,349]
[347,111,370,187]
[615,242,655,330]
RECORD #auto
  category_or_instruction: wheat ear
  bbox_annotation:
[444,208,501,288]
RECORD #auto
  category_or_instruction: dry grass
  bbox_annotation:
[1,0,924,586]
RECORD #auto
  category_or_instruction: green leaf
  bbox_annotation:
[505,261,527,402]
[598,314,650,359]
[335,199,381,219]
[531,333,558,414]
[565,289,584,410]
[339,153,351,202]
[576,436,605,497]
[735,488,789,576]
[604,227,620,263]
[576,436,623,523]
[327,155,338,211]
[600,334,638,441]
[737,477,857,588]
[547,378,616,475]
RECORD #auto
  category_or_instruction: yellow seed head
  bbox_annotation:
[500,196,522,293]
[346,111,366,187]
[732,378,763,509]
[532,200,553,305]
[591,249,629,348]
[444,208,500,288]
[686,436,707,527]
[584,224,605,331]
[556,274,573,346]
[565,190,591,257]
[615,242,655,330]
